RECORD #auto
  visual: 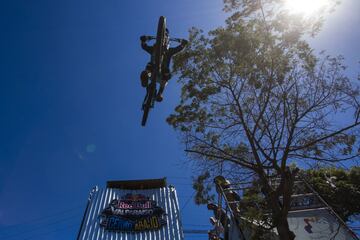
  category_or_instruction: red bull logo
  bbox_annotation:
[99,194,166,232]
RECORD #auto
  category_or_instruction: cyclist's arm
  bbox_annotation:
[141,41,153,54]
[140,36,154,54]
[169,39,188,56]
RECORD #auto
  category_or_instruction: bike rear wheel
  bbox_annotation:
[141,16,166,126]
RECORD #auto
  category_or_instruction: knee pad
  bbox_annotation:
[162,72,171,81]
[140,71,149,81]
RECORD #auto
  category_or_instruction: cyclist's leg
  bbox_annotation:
[140,62,153,87]
[156,84,165,102]
[156,68,171,102]
[162,67,171,82]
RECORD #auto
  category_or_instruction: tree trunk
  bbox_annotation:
[276,218,295,240]
[261,172,296,240]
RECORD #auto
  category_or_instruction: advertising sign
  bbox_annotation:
[99,194,167,232]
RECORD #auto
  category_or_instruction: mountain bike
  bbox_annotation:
[141,16,184,126]
[141,16,167,126]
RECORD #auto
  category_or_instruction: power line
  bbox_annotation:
[23,224,78,240]
[2,213,81,239]
[0,204,83,231]
[181,190,196,211]
[184,229,208,234]
[171,183,194,186]
[184,224,210,227]
[167,176,190,180]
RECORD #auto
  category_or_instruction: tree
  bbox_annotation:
[306,166,360,222]
[167,0,360,239]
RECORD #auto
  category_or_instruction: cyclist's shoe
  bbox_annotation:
[140,71,151,87]
[156,94,163,102]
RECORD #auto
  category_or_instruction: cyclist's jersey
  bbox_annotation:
[141,41,185,68]
[141,40,186,84]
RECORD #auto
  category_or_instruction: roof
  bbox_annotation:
[106,177,167,189]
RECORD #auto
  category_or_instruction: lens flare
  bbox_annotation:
[285,0,329,16]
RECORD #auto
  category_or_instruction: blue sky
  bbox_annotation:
[0,0,359,239]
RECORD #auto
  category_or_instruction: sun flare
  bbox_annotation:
[285,0,329,16]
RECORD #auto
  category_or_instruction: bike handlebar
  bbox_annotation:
[169,38,183,43]
[146,36,183,43]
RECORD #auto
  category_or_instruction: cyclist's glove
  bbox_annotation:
[181,39,189,45]
[140,35,147,42]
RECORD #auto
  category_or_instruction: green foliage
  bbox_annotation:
[306,167,360,222]
[168,2,360,171]
[238,167,360,224]
[238,181,275,231]
[167,0,359,174]
[192,171,215,205]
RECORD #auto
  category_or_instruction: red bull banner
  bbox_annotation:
[99,194,167,232]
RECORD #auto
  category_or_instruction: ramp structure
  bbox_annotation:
[208,175,359,240]
[77,178,184,240]
[286,176,359,240]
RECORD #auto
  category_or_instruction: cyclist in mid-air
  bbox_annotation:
[140,29,188,102]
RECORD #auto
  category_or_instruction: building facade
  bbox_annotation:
[77,178,184,240]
